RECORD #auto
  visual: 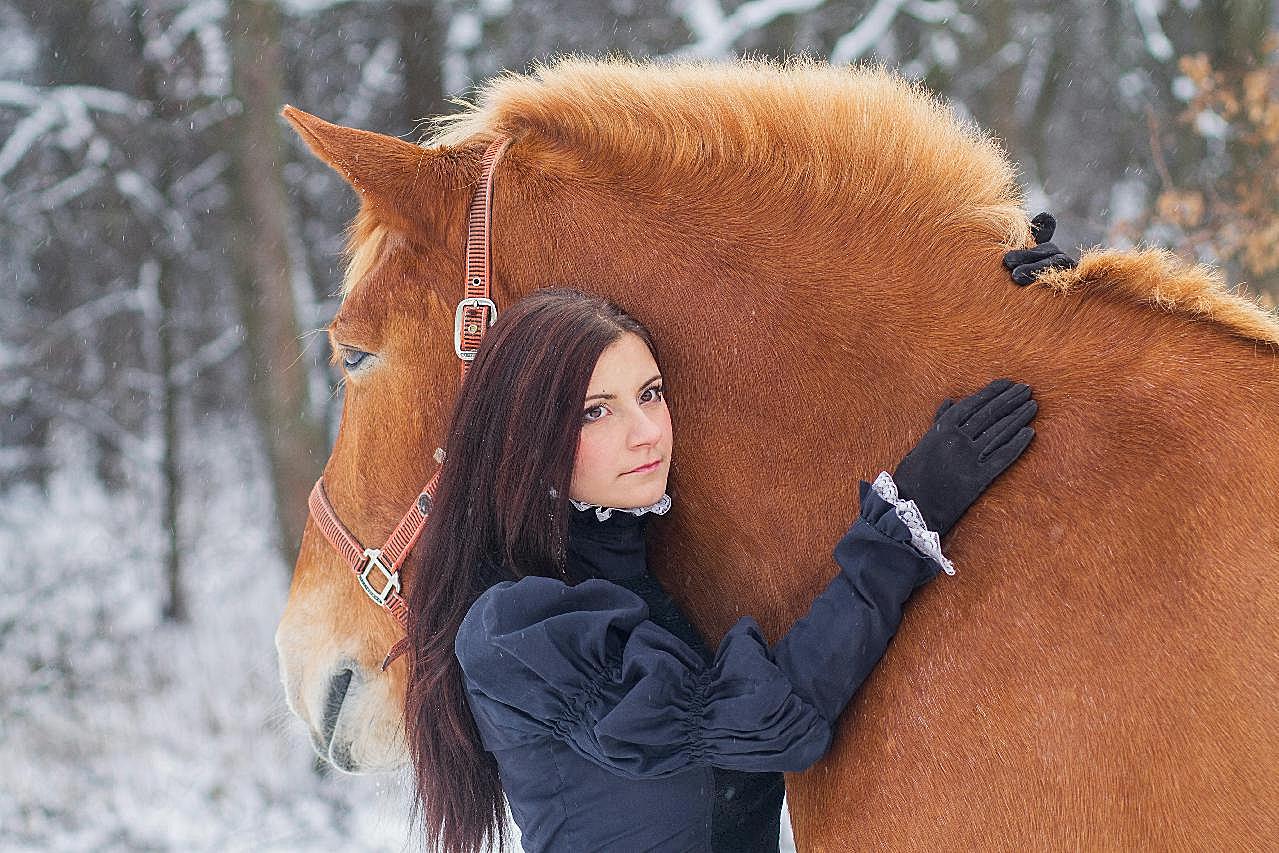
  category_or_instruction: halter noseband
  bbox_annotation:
[306,136,511,670]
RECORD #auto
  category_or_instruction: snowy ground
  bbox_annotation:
[0,419,795,851]
[0,420,412,851]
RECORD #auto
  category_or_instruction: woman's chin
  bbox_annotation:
[587,483,667,510]
[626,484,668,509]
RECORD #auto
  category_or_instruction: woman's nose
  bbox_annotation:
[629,410,663,448]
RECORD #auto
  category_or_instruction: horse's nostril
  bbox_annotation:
[320,668,354,748]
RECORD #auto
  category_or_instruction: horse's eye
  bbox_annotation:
[341,347,372,371]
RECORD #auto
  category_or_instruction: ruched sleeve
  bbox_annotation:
[455,480,944,780]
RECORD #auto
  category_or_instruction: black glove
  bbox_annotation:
[891,379,1036,537]
[1003,212,1078,285]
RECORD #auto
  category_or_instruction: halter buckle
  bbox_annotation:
[357,548,401,608]
[453,297,498,361]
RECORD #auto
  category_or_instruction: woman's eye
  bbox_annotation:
[341,348,372,370]
[583,405,607,423]
[640,385,665,404]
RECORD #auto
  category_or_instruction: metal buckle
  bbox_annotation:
[357,548,401,607]
[453,297,498,361]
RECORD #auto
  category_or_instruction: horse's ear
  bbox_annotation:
[281,105,454,233]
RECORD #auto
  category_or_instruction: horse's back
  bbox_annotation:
[786,302,1279,850]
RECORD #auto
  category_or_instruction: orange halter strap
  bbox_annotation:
[307,135,511,670]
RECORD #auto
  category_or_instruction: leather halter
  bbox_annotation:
[306,136,512,670]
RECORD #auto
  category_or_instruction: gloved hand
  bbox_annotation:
[891,379,1037,537]
[1003,212,1078,285]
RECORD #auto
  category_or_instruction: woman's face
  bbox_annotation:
[569,332,673,509]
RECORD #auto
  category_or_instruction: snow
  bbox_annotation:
[338,37,399,127]
[144,0,227,65]
[447,11,483,52]
[1171,74,1197,101]
[1193,108,1228,139]
[0,419,412,850]
[277,0,361,14]
[36,161,106,211]
[1109,175,1149,238]
[0,416,795,849]
[0,100,60,181]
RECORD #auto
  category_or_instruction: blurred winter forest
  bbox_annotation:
[2,0,1277,849]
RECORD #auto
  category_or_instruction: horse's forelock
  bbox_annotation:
[342,208,389,298]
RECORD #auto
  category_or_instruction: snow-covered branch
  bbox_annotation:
[339,37,400,127]
[830,0,961,65]
[142,0,231,97]
[0,100,59,182]
[116,170,193,252]
[26,289,143,359]
[171,326,245,386]
[18,380,158,464]
[37,162,106,211]
[671,0,829,58]
[1131,0,1174,62]
[0,83,147,184]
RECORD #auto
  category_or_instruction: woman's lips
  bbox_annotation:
[624,459,662,475]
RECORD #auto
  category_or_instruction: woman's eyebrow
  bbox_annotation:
[583,374,662,404]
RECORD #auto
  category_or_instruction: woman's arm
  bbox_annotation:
[456,380,1036,779]
[456,481,939,779]
[612,572,714,659]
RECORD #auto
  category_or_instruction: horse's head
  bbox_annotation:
[274,108,480,772]
[273,57,1037,774]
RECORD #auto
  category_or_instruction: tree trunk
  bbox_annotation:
[129,5,187,622]
[226,0,326,562]
[396,0,449,131]
[156,257,187,623]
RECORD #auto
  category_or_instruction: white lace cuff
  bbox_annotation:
[569,493,673,522]
[870,472,955,576]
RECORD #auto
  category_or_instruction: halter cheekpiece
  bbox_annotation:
[307,136,512,670]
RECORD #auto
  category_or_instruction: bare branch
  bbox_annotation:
[0,101,60,182]
[171,326,245,386]
[5,288,144,368]
[19,381,157,464]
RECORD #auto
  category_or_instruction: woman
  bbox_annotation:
[404,277,1048,851]
[406,210,1069,853]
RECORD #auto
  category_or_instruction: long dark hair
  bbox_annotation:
[405,287,659,853]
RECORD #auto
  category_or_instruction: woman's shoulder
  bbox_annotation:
[455,575,648,671]
[463,574,645,621]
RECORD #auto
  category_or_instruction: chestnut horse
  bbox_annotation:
[275,58,1278,848]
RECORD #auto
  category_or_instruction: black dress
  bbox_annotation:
[455,480,943,852]
[566,500,787,852]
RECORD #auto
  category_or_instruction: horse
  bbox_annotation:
[274,57,1279,849]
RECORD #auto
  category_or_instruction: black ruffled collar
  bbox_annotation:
[566,501,655,582]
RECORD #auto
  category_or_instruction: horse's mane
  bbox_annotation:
[1034,248,1279,346]
[346,55,1279,347]
[427,56,1027,245]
